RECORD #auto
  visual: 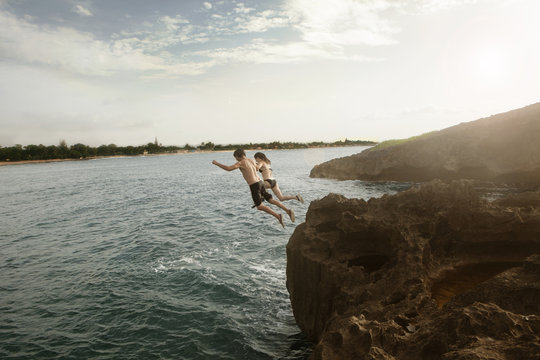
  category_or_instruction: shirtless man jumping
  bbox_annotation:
[212,149,295,227]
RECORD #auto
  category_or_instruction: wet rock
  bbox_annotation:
[286,180,540,359]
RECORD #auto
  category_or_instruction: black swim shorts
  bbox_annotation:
[250,180,273,207]
[264,178,277,189]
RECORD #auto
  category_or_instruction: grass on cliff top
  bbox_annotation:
[371,131,437,151]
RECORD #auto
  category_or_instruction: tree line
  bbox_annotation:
[0,139,376,162]
[211,139,376,151]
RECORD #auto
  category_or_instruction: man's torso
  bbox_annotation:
[239,158,260,185]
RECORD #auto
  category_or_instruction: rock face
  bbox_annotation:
[286,181,540,359]
[310,103,540,185]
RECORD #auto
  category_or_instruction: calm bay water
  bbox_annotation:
[0,147,408,359]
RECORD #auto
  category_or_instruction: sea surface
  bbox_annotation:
[0,146,409,359]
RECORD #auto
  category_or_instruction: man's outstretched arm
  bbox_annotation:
[212,160,240,172]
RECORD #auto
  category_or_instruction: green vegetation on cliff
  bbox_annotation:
[369,131,436,151]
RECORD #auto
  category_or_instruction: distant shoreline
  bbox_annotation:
[0,152,185,167]
[0,144,374,167]
[0,140,377,166]
[0,155,129,167]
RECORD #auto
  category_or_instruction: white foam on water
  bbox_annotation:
[152,256,203,273]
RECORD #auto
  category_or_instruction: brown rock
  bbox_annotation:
[286,180,540,359]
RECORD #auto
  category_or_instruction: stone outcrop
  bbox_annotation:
[286,180,540,359]
[310,102,540,186]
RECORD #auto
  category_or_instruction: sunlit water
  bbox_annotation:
[0,147,409,359]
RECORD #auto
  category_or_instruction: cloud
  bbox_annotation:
[73,4,93,17]
[0,10,108,75]
[410,0,480,13]
[235,9,290,33]
[159,15,189,31]
[193,38,372,65]
[201,0,396,65]
[284,0,398,47]
[197,0,400,67]
[234,3,255,14]
[0,0,483,79]
[0,10,209,76]
[0,1,397,78]
[115,14,211,53]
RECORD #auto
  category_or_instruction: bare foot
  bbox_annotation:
[278,214,284,228]
[288,208,295,222]
[296,195,304,204]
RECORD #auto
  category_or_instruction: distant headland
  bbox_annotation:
[0,139,377,166]
[311,102,540,186]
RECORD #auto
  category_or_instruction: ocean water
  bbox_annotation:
[0,147,409,360]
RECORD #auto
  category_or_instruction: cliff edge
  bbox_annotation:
[286,181,540,359]
[310,102,540,185]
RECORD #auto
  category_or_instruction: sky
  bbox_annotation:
[0,0,539,147]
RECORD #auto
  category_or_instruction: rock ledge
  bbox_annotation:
[286,180,540,359]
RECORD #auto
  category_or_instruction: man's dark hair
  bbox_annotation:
[233,149,245,159]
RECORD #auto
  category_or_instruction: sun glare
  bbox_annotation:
[469,47,507,81]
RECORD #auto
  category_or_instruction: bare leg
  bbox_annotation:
[268,198,295,222]
[268,198,288,212]
[256,203,284,227]
[271,183,297,201]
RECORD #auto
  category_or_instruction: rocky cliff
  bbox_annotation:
[286,181,540,359]
[310,103,540,185]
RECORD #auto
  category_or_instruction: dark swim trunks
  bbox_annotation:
[250,180,273,207]
[264,178,277,189]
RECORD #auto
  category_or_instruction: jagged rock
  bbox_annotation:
[310,103,540,186]
[495,189,540,208]
[286,180,540,359]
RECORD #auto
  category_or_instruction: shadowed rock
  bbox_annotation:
[286,180,540,359]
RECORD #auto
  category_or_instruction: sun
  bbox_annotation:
[469,46,507,82]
